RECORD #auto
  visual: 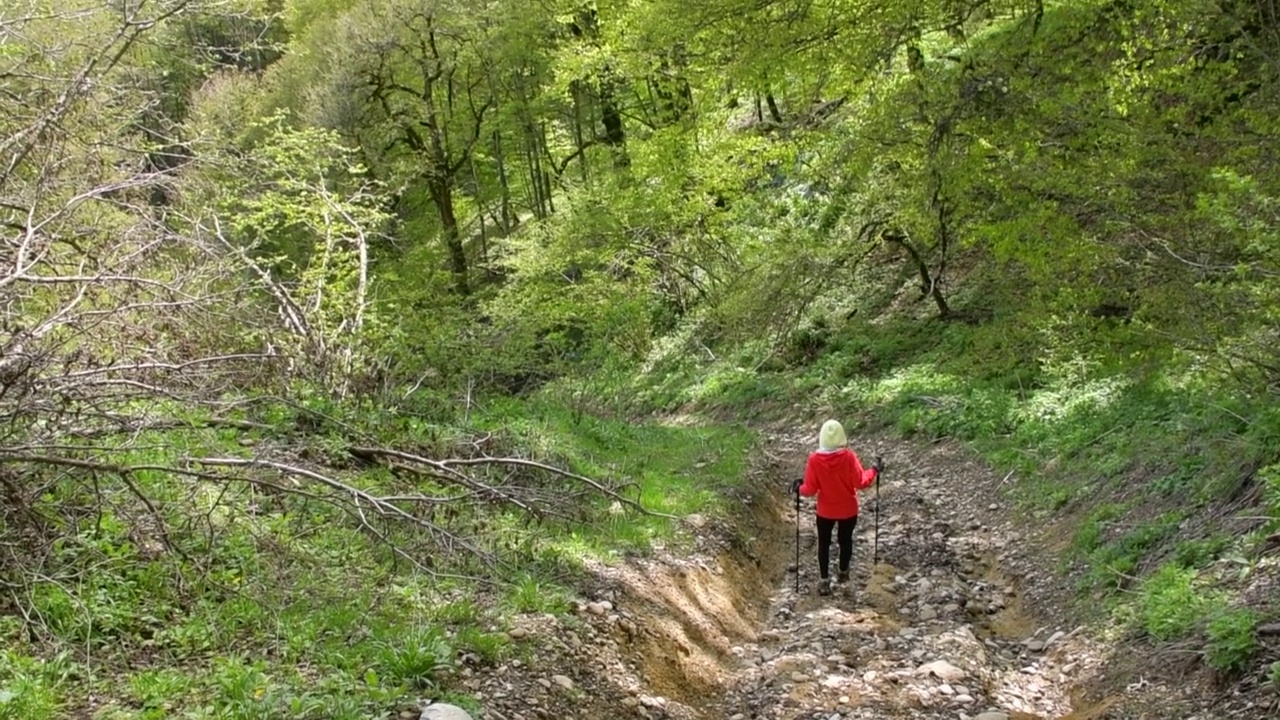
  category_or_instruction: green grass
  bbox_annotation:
[504,573,573,615]
[0,651,73,720]
[1077,511,1186,592]
[372,626,454,689]
[470,394,755,557]
[1072,503,1126,556]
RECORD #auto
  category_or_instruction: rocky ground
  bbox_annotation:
[416,427,1280,720]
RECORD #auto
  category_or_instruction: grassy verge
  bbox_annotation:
[467,395,754,554]
[0,392,756,720]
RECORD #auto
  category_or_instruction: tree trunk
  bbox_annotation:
[765,92,783,123]
[650,52,693,126]
[539,122,555,214]
[599,73,628,167]
[429,174,469,296]
[526,126,547,219]
[883,230,950,318]
[924,116,954,320]
[571,80,590,184]
[469,154,489,266]
[493,130,512,232]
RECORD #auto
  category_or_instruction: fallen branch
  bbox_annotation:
[349,446,542,518]
[353,446,678,520]
[190,456,495,564]
[0,451,496,572]
[449,456,669,518]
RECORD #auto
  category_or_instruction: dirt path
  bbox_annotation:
[450,429,1119,720]
[705,429,1102,720]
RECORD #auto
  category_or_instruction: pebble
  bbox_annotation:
[420,704,473,720]
[551,675,574,691]
[586,600,614,616]
[917,660,967,682]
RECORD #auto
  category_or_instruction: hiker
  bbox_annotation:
[790,420,882,595]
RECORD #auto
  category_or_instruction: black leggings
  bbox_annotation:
[816,514,858,579]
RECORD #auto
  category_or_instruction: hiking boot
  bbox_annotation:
[837,570,850,585]
[817,578,832,596]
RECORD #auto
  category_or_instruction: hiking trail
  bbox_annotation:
[437,427,1188,720]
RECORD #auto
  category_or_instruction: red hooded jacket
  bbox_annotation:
[799,448,877,520]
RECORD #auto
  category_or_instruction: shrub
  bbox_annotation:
[1204,608,1260,674]
[1139,564,1212,641]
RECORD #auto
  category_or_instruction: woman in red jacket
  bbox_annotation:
[791,419,881,595]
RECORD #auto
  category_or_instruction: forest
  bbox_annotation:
[2,0,1279,717]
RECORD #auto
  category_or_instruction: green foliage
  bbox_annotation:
[456,627,512,665]
[1080,512,1186,592]
[1204,608,1261,675]
[1173,536,1231,569]
[1259,463,1280,539]
[473,395,752,542]
[1138,564,1218,642]
[373,626,454,689]
[184,113,393,397]
[128,668,195,718]
[0,652,75,720]
[505,574,572,615]
[1072,504,1125,556]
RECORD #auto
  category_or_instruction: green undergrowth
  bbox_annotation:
[466,394,754,556]
[1,391,755,719]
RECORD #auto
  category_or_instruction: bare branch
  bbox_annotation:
[189,456,497,564]
[352,446,678,520]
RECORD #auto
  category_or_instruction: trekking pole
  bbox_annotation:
[793,479,801,593]
[873,456,883,566]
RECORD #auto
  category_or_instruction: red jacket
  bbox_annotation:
[800,448,877,520]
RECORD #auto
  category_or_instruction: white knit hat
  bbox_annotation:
[818,419,847,451]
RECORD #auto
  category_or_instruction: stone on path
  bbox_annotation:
[974,712,1010,720]
[421,703,473,720]
[551,674,575,691]
[916,660,967,682]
